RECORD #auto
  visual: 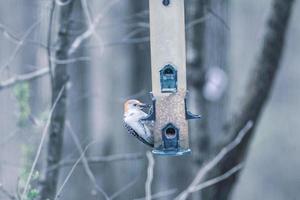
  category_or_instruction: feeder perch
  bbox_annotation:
[143,0,201,156]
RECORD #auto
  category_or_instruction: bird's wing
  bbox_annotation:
[141,120,154,133]
[123,121,154,148]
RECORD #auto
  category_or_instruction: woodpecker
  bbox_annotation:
[123,99,154,147]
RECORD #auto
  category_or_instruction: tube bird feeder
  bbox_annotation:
[143,0,201,156]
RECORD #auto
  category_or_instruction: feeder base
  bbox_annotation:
[152,149,191,156]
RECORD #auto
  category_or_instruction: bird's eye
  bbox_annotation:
[133,104,137,106]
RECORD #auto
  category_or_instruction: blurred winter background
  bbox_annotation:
[0,0,299,200]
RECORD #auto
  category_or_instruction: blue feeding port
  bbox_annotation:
[152,123,191,156]
[160,64,177,93]
[162,123,179,149]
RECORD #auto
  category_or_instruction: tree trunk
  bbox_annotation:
[38,1,74,199]
[55,0,94,199]
[212,0,295,199]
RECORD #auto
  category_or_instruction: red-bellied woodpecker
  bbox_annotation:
[123,99,154,147]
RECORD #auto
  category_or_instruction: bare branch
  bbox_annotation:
[145,151,155,200]
[190,163,243,193]
[134,189,178,200]
[122,28,147,41]
[0,68,49,91]
[54,142,95,200]
[21,86,65,200]
[66,122,109,200]
[50,56,91,64]
[186,13,211,30]
[68,0,122,55]
[48,153,144,171]
[0,55,90,92]
[175,121,253,200]
[0,20,41,74]
[206,7,230,30]
[110,175,140,200]
[0,23,19,43]
[80,0,93,25]
[213,0,296,198]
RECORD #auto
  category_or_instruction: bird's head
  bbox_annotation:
[124,99,149,114]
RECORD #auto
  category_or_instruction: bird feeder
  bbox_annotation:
[143,0,201,156]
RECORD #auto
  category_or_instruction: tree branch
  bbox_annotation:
[68,0,121,55]
[215,0,296,198]
[134,189,178,200]
[0,20,41,74]
[0,68,49,91]
[190,163,243,193]
[54,142,95,200]
[175,121,253,200]
[0,23,19,43]
[66,122,109,200]
[48,153,144,171]
[109,175,140,200]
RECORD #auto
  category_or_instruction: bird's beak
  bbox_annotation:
[139,103,150,109]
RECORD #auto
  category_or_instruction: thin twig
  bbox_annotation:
[185,13,211,30]
[0,23,19,43]
[94,10,149,30]
[207,7,230,30]
[81,0,93,25]
[0,68,49,90]
[109,175,140,200]
[145,151,154,200]
[48,153,144,171]
[68,0,121,55]
[175,121,253,200]
[50,56,91,64]
[66,122,110,200]
[54,142,95,200]
[0,55,90,91]
[122,28,147,41]
[214,0,296,196]
[95,10,149,29]
[190,163,243,192]
[21,86,65,200]
[134,189,178,200]
[0,20,41,74]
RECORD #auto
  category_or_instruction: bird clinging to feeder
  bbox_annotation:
[123,100,154,147]
[123,0,200,156]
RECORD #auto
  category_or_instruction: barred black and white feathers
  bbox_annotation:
[123,100,154,147]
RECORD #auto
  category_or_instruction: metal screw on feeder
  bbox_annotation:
[142,0,201,156]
